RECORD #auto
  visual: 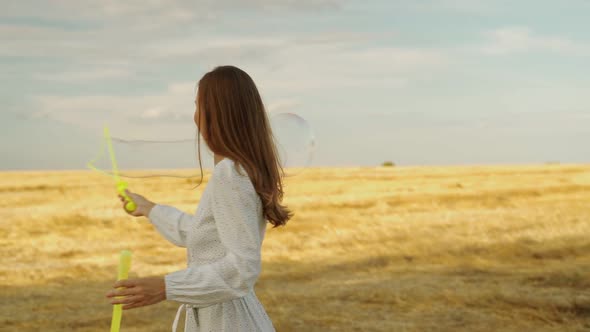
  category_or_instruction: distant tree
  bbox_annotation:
[382,161,395,167]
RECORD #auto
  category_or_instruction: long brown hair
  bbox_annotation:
[194,65,292,228]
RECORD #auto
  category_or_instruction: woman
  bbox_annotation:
[105,65,293,331]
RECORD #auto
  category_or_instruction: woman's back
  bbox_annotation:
[148,157,275,331]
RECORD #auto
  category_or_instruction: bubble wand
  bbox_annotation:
[87,126,137,212]
[110,250,132,332]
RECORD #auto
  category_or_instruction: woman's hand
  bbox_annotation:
[118,189,155,217]
[106,276,166,310]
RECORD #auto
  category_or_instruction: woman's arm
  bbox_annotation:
[148,204,195,248]
[119,189,193,248]
[163,160,263,307]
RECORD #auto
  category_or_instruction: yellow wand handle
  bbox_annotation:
[110,250,132,332]
[117,182,137,212]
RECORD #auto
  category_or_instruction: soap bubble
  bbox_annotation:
[87,112,315,180]
[269,112,316,177]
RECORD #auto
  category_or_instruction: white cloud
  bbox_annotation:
[32,68,133,82]
[479,26,590,56]
[142,36,285,63]
[252,44,446,98]
[409,0,499,14]
[23,20,449,127]
[28,39,448,129]
[4,0,345,22]
[0,0,348,61]
[30,81,196,136]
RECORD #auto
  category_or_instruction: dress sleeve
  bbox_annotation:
[147,204,194,248]
[163,160,264,307]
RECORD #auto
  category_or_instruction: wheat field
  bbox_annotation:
[1,164,589,331]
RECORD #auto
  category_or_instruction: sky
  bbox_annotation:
[1,0,589,171]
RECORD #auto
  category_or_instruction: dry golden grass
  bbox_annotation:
[1,164,589,331]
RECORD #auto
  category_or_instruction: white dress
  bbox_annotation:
[147,158,276,332]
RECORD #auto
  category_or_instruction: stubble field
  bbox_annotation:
[1,164,589,331]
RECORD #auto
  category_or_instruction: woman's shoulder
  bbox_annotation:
[213,158,247,177]
[211,158,253,189]
[210,158,260,203]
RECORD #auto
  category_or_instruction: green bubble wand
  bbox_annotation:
[87,126,137,212]
[110,250,132,332]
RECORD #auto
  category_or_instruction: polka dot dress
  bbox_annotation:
[148,158,276,331]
